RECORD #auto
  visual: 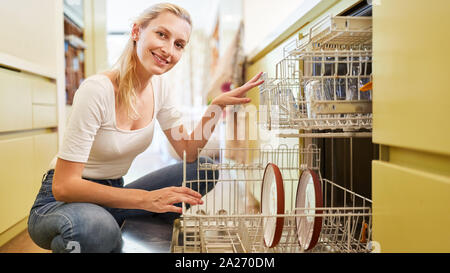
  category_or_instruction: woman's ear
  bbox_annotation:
[131,23,140,41]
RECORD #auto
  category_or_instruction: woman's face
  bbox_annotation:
[133,11,191,76]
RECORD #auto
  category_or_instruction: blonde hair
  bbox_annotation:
[112,3,192,120]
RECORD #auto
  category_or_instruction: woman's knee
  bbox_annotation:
[67,203,122,253]
[29,203,122,253]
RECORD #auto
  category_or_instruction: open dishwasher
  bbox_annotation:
[171,15,374,253]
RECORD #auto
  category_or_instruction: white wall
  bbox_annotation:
[106,0,219,34]
[243,0,307,54]
[218,0,243,57]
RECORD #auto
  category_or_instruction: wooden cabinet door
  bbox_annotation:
[0,137,34,233]
[373,0,450,155]
[0,69,32,133]
[373,0,450,252]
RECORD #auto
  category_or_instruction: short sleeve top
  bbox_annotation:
[49,74,183,179]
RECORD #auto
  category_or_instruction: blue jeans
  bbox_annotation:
[27,157,217,253]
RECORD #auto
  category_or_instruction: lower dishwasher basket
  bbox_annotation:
[171,145,372,253]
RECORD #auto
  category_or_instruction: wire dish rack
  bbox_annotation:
[259,16,373,135]
[171,145,372,253]
[294,15,373,53]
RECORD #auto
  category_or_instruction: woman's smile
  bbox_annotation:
[151,51,169,66]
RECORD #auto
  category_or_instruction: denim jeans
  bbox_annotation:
[27,156,217,253]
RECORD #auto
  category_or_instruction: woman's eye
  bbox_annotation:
[157,32,166,38]
[176,43,185,49]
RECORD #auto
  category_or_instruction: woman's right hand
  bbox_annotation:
[140,186,204,214]
[211,72,265,108]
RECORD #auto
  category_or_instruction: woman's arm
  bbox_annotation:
[52,158,203,213]
[164,72,264,162]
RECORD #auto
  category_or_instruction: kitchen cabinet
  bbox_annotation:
[0,68,58,244]
[0,68,58,132]
[31,76,57,105]
[0,0,64,246]
[372,0,450,252]
[32,105,58,129]
[0,137,35,234]
[0,0,61,78]
[373,0,450,155]
[373,161,450,252]
[0,133,58,236]
[0,69,33,133]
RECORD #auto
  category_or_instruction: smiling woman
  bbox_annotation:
[113,4,192,120]
[27,2,264,253]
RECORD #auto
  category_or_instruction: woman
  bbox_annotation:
[27,3,264,253]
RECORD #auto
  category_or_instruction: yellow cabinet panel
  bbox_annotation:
[0,0,59,76]
[0,137,35,234]
[372,161,450,253]
[0,68,32,132]
[33,133,58,197]
[373,0,450,156]
[31,76,57,105]
[32,105,57,129]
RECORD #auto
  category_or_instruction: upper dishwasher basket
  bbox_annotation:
[297,15,372,52]
[259,16,373,136]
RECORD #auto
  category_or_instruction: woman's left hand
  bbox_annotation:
[211,72,265,108]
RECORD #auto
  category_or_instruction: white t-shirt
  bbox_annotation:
[49,74,182,179]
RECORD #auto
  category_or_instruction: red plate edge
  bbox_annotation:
[308,169,323,251]
[296,169,323,251]
[261,163,285,248]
